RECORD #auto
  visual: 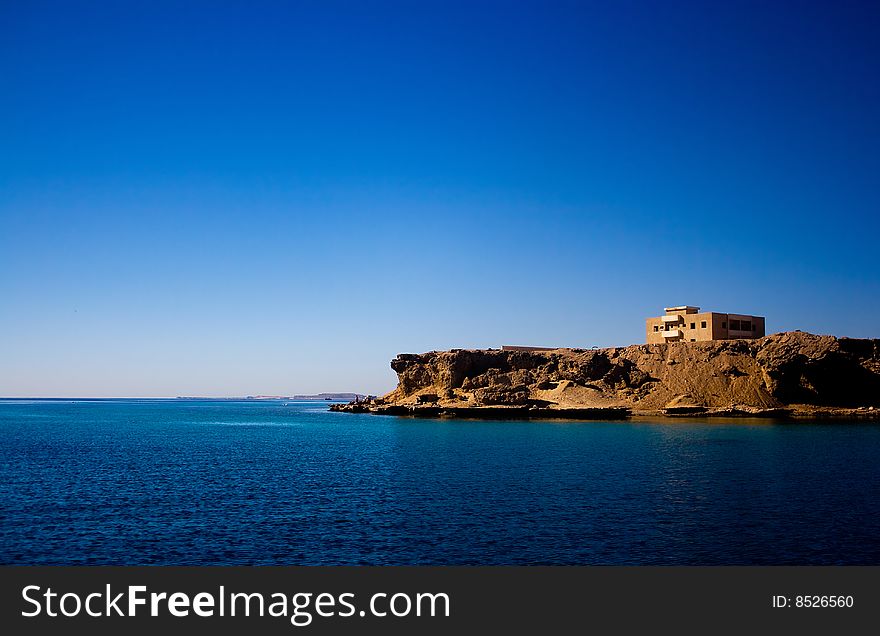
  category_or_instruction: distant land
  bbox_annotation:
[177,393,370,401]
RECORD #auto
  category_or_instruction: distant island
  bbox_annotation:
[332,331,880,419]
[178,393,370,401]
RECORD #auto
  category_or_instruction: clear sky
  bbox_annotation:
[1,1,879,397]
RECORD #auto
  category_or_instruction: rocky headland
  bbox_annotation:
[331,331,880,419]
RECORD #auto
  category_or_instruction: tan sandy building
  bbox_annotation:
[646,306,765,344]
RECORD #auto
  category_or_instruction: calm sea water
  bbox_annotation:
[1,399,879,565]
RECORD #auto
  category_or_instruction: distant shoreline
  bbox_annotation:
[0,396,364,402]
[179,393,371,401]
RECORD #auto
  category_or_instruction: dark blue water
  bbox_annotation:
[1,399,879,565]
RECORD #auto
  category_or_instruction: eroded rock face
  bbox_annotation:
[382,332,880,411]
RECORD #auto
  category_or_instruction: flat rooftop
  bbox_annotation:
[664,306,700,313]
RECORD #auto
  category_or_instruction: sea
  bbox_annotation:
[1,399,879,565]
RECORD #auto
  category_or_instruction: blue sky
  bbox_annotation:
[1,1,879,397]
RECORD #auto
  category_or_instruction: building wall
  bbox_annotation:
[726,313,766,339]
[645,311,765,344]
[709,312,728,340]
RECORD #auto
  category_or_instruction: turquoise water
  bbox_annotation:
[1,399,879,565]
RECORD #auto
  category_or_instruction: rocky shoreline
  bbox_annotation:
[330,402,879,419]
[331,331,880,420]
[330,403,632,419]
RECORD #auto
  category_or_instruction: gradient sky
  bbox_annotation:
[2,0,879,397]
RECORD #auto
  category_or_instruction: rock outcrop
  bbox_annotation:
[334,332,880,418]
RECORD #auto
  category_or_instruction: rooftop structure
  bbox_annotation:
[646,306,765,344]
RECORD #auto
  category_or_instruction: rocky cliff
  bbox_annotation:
[338,332,880,418]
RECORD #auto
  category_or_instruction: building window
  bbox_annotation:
[753,324,757,331]
[653,325,658,332]
[701,321,707,328]
[722,321,727,329]
[730,319,740,330]
[690,322,695,329]
[741,321,751,331]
